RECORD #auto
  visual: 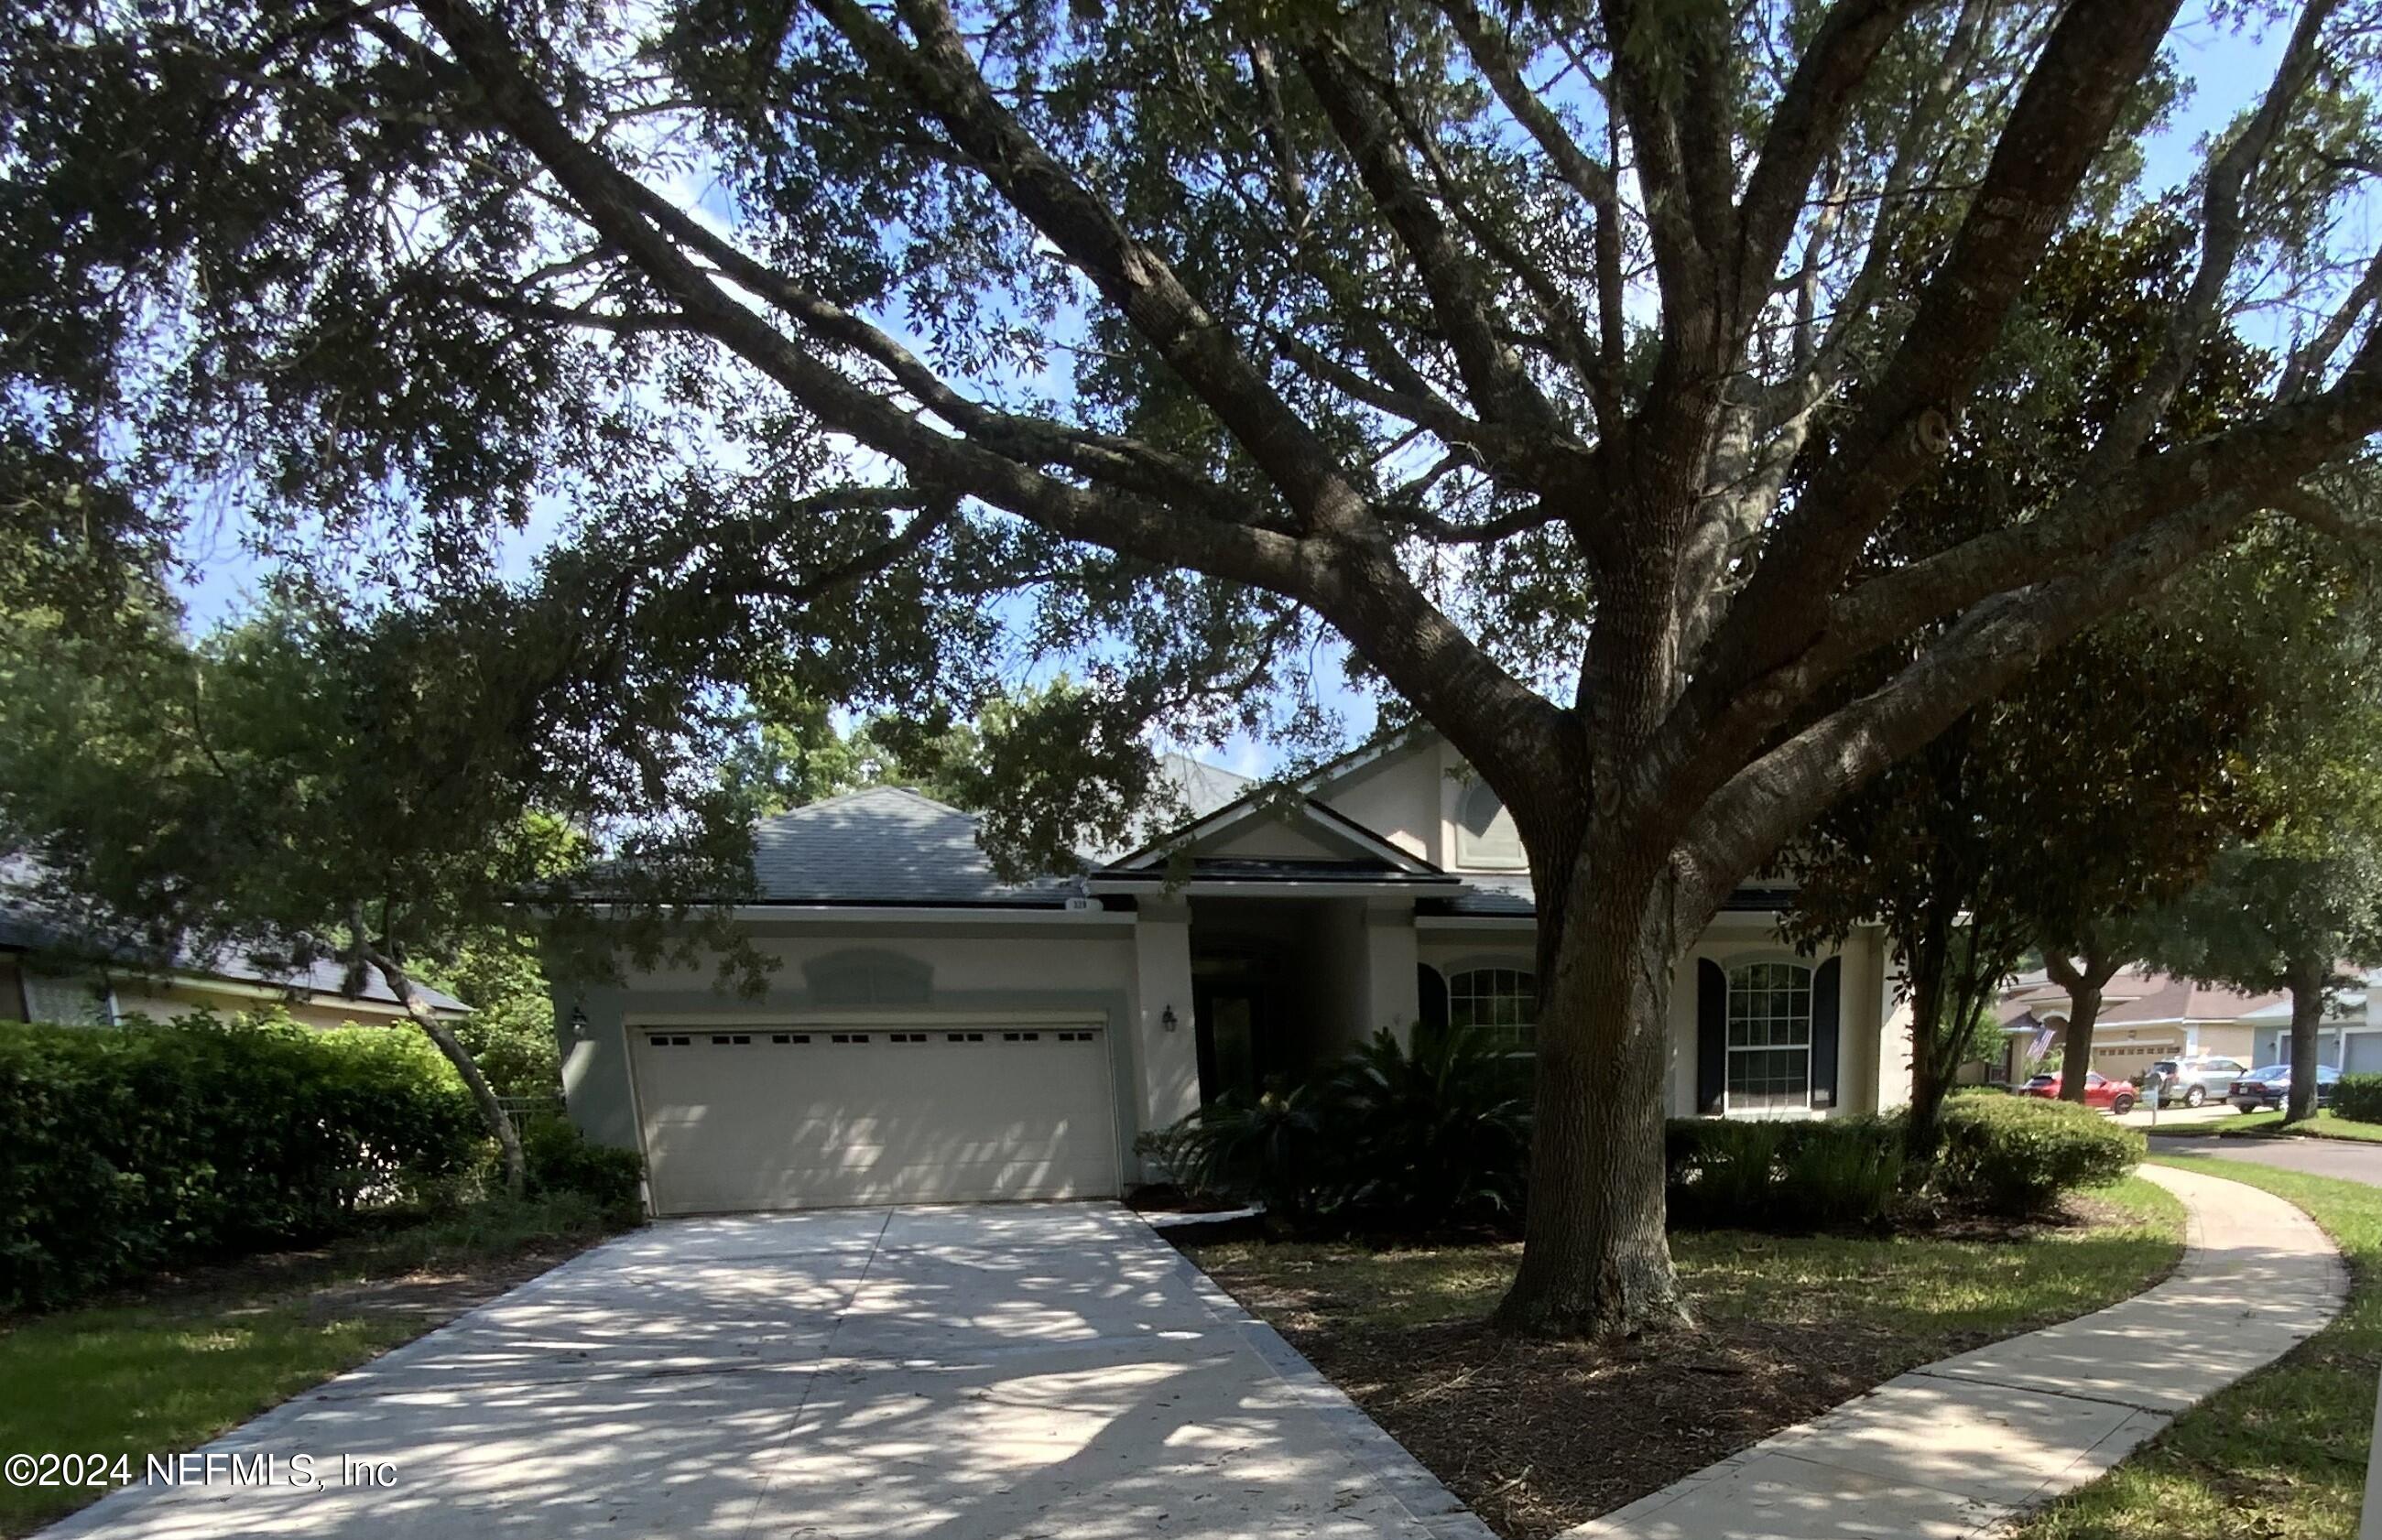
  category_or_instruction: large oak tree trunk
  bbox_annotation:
[2284,954,2327,1125]
[1494,860,1689,1337]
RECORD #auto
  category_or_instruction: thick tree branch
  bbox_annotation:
[412,0,1567,797]
[815,0,1381,542]
[1292,40,1584,477]
[2086,0,2338,475]
[1690,0,2183,711]
[1677,487,2267,918]
[1735,0,1928,324]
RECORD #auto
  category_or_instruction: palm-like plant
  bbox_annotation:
[1321,1029,1531,1229]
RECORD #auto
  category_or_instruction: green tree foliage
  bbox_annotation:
[5,0,2381,1335]
[426,931,564,1101]
[2140,553,2382,1121]
[0,1015,485,1307]
[1785,221,2287,1144]
[0,591,771,1191]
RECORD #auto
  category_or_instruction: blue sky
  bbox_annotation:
[169,5,2312,780]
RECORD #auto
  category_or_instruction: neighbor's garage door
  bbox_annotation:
[630,1025,1118,1215]
[2344,1033,2382,1076]
[2094,1038,2181,1083]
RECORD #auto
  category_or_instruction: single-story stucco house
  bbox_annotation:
[1990,963,2382,1084]
[555,731,1916,1216]
[0,892,470,1029]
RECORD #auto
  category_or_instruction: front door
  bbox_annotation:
[1193,980,1266,1105]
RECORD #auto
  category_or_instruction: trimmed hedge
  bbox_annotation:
[0,1016,485,1308]
[2334,1074,2382,1123]
[1935,1093,2142,1217]
[1137,1043,2143,1236]
[1666,1115,1905,1231]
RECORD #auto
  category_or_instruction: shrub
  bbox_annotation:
[1136,1028,1528,1232]
[2334,1074,2382,1123]
[0,1015,485,1308]
[1321,1029,1530,1229]
[1136,1082,1332,1220]
[1667,1116,1905,1231]
[1934,1093,2141,1217]
[522,1114,646,1220]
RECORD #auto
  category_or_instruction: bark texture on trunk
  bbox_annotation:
[2056,984,2103,1104]
[2284,954,2327,1125]
[374,951,528,1196]
[2044,949,2121,1105]
[1902,938,1953,1161]
[1494,862,1688,1338]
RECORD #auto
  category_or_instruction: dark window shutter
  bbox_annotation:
[1811,956,1843,1110]
[1697,959,1727,1115]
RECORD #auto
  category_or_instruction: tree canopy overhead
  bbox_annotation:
[6,0,2382,1334]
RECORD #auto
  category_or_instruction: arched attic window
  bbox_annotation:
[1456,778,1527,871]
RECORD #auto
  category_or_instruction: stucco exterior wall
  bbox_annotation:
[1361,901,1421,1044]
[1315,741,1444,863]
[1201,819,1340,861]
[2185,1022,2258,1062]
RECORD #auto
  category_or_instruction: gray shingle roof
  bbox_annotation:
[1158,751,1255,819]
[1441,874,1536,916]
[0,883,468,1014]
[750,786,1079,906]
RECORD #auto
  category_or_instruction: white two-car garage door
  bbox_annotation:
[630,1023,1120,1215]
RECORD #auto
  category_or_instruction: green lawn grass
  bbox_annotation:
[1192,1174,2185,1343]
[0,1194,625,1537]
[2213,1110,2382,1143]
[2150,1109,2382,1143]
[2011,1156,2380,1540]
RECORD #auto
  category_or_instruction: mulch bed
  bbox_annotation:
[1195,1199,2148,1540]
[6,1229,612,1334]
[1279,1310,1964,1539]
[299,1239,597,1324]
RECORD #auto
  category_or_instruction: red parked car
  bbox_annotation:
[2017,1070,2137,1114]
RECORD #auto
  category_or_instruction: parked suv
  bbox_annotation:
[2137,1057,2250,1110]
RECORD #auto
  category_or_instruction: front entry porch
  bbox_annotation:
[1186,894,1422,1104]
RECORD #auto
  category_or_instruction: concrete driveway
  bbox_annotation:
[2152,1131,2382,1187]
[45,1206,1487,1540]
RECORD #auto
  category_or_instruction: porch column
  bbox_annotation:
[1365,898,1421,1047]
[1877,946,1914,1110]
[1132,898,1200,1135]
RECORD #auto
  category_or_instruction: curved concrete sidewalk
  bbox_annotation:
[1562,1164,2346,1540]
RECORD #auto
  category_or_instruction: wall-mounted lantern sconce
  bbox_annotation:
[1161,1004,1179,1032]
[568,1003,592,1042]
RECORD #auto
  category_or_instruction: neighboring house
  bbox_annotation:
[0,892,468,1029]
[1988,965,2299,1085]
[2237,971,2382,1071]
[557,729,1914,1217]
